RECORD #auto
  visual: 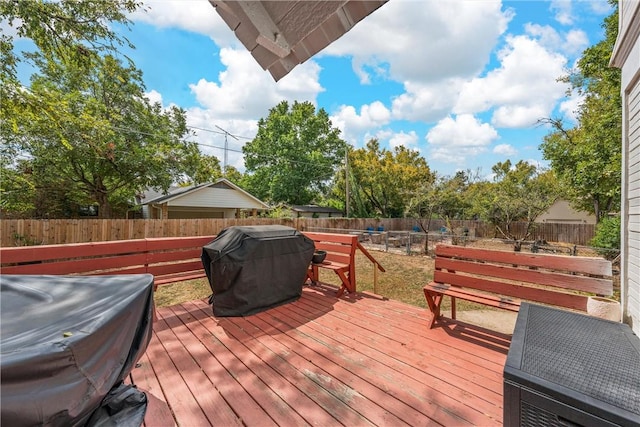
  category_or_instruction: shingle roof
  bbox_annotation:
[292,205,343,214]
[211,1,388,81]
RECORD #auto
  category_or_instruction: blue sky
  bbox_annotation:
[117,0,612,178]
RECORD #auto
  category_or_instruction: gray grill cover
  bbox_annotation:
[202,225,314,316]
[0,274,154,426]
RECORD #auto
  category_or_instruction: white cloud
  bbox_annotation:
[563,29,589,55]
[389,131,419,149]
[492,105,547,128]
[426,115,499,164]
[323,0,512,84]
[330,101,391,144]
[132,0,241,47]
[189,48,323,120]
[589,1,613,15]
[455,35,568,128]
[185,110,258,172]
[559,92,584,122]
[493,143,517,156]
[145,89,163,105]
[391,78,465,122]
[550,0,573,25]
[524,24,588,56]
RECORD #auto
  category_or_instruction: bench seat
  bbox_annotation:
[303,232,358,297]
[423,244,613,329]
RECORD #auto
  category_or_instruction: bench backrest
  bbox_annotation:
[433,244,613,312]
[303,232,358,267]
[0,236,216,285]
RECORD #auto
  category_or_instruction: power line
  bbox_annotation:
[214,125,239,173]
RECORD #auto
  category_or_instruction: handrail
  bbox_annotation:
[356,241,386,294]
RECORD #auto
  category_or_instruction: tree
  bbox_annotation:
[181,153,222,186]
[222,165,244,184]
[540,1,621,222]
[242,101,346,205]
[3,54,197,218]
[343,139,434,218]
[405,171,473,251]
[469,160,562,246]
[1,0,140,84]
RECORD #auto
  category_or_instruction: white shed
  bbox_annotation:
[138,178,270,219]
[611,0,640,333]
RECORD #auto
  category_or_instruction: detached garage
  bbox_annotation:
[138,178,269,219]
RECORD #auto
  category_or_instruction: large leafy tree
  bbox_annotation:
[242,101,345,205]
[343,139,434,218]
[540,1,621,222]
[1,0,139,84]
[3,54,197,218]
[469,160,562,245]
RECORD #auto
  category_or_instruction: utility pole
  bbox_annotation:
[345,148,350,218]
[215,125,238,174]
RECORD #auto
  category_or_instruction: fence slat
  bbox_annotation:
[0,218,596,247]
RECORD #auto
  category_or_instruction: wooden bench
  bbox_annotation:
[0,236,216,289]
[423,244,614,328]
[303,231,386,297]
[303,232,358,297]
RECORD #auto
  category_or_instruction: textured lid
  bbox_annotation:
[506,303,640,420]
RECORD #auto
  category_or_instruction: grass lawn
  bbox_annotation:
[153,239,616,312]
[154,250,435,309]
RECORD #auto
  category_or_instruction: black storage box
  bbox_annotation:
[1,274,154,426]
[504,302,640,427]
[202,225,315,316]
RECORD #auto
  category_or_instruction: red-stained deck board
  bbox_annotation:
[131,282,510,427]
[274,293,502,424]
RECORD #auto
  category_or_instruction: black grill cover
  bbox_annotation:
[0,274,154,427]
[202,225,314,316]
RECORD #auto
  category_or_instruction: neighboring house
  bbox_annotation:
[291,205,344,218]
[137,179,269,219]
[611,0,640,333]
[535,200,596,224]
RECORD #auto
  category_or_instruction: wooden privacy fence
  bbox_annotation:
[0,218,597,247]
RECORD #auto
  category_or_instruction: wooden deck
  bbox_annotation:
[131,282,511,426]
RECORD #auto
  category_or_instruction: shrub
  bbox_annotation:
[590,216,621,260]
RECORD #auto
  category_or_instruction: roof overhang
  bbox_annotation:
[210,0,388,81]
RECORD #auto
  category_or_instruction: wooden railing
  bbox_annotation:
[0,236,216,287]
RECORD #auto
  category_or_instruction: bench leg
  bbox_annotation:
[451,296,456,320]
[423,289,443,329]
[336,285,348,298]
[336,270,353,295]
[306,265,319,285]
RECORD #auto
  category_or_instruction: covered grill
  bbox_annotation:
[201,225,315,316]
[1,274,154,426]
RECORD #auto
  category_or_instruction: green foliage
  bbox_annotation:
[181,153,222,186]
[222,165,244,184]
[590,215,620,260]
[540,2,621,222]
[3,54,196,218]
[341,139,434,217]
[468,160,562,241]
[242,100,345,205]
[1,0,140,85]
[406,171,472,227]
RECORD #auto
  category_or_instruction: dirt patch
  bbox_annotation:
[447,309,518,334]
